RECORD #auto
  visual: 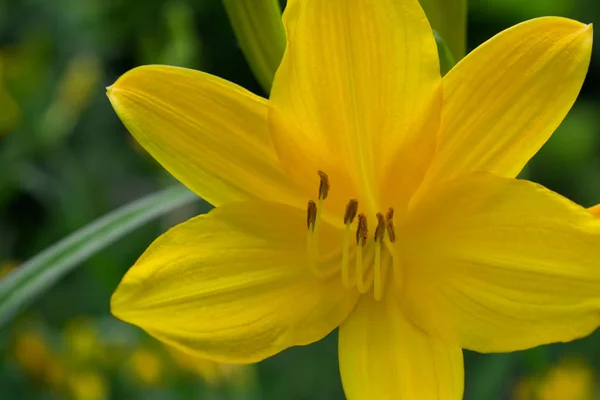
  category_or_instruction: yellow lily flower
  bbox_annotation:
[107,0,597,398]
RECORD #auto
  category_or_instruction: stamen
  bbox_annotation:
[385,208,396,243]
[341,199,359,288]
[306,171,341,279]
[355,243,365,292]
[373,213,386,300]
[355,213,368,246]
[307,200,317,231]
[374,244,382,299]
[356,246,374,294]
[344,199,359,225]
[307,199,329,278]
[305,170,400,294]
[317,170,330,200]
[355,214,368,292]
[374,213,386,242]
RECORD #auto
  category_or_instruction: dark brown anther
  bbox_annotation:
[307,200,317,231]
[355,213,368,246]
[317,170,330,200]
[374,213,386,242]
[385,207,396,243]
[344,199,359,225]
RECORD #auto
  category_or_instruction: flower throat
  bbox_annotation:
[306,171,400,300]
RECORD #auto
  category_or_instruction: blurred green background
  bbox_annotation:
[1,0,600,399]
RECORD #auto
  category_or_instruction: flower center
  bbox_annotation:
[306,171,399,300]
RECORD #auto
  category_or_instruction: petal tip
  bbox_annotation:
[108,65,156,92]
[105,84,121,108]
[577,22,593,36]
[110,281,138,323]
[578,22,594,50]
[105,84,114,97]
[109,290,126,321]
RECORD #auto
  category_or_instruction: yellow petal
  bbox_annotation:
[402,174,600,353]
[589,204,600,217]
[269,0,441,215]
[339,294,464,400]
[111,201,358,363]
[107,65,303,207]
[424,18,592,187]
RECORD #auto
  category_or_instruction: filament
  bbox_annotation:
[341,224,352,288]
[391,244,401,288]
[304,171,401,299]
[373,240,382,300]
[355,243,365,292]
[341,199,358,288]
[355,245,374,294]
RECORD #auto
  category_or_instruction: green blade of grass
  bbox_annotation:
[0,185,199,329]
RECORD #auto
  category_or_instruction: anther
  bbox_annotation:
[344,199,359,225]
[355,213,370,293]
[385,207,396,242]
[355,214,368,246]
[307,200,317,231]
[317,170,330,200]
[374,213,386,242]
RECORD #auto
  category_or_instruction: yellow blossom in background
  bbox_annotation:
[166,345,223,386]
[13,330,52,379]
[12,315,245,397]
[44,356,67,390]
[39,53,101,147]
[63,317,104,365]
[107,0,598,398]
[166,345,255,387]
[537,360,596,400]
[128,347,164,386]
[67,370,109,400]
[0,261,18,279]
[514,359,597,400]
[12,326,67,390]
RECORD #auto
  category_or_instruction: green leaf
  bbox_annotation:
[420,0,467,61]
[434,30,457,76]
[222,0,285,94]
[0,185,199,329]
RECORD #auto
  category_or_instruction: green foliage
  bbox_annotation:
[0,185,197,329]
[419,0,467,60]
[222,0,285,94]
[433,30,456,76]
